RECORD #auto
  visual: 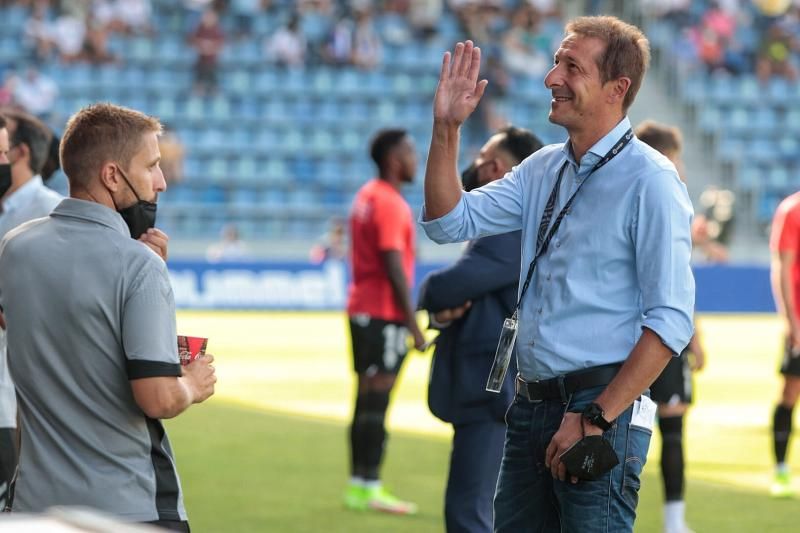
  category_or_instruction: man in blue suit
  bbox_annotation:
[417,126,542,533]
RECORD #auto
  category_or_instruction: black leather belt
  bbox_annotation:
[515,363,622,402]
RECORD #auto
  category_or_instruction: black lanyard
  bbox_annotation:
[514,129,634,315]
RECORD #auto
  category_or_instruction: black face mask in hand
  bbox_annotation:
[559,435,620,481]
[115,167,157,239]
[0,164,12,199]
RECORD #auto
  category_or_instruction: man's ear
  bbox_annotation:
[15,142,31,164]
[98,162,121,192]
[606,77,631,106]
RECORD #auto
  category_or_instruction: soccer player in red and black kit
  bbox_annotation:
[769,191,800,498]
[344,129,425,515]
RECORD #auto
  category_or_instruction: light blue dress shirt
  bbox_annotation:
[420,117,695,381]
[0,176,62,240]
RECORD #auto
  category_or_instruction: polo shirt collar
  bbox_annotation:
[50,198,130,236]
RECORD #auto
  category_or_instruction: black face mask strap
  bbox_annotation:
[114,164,144,203]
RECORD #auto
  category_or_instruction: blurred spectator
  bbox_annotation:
[0,74,13,107]
[50,12,86,62]
[267,13,307,67]
[114,0,153,35]
[408,0,442,38]
[756,22,798,82]
[190,8,225,95]
[23,1,53,62]
[351,5,382,69]
[83,10,117,64]
[378,0,413,45]
[207,224,251,261]
[323,14,353,65]
[12,68,58,119]
[502,5,552,78]
[159,127,186,184]
[309,217,347,263]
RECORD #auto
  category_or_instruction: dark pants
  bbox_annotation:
[494,385,652,533]
[0,427,17,511]
[145,519,190,532]
[445,419,506,533]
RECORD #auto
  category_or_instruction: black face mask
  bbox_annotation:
[0,164,10,198]
[115,167,157,239]
[460,160,493,192]
[461,162,479,192]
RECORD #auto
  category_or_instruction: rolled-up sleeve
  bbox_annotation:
[419,163,526,243]
[633,169,695,355]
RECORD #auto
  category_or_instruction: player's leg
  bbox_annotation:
[658,403,689,533]
[356,319,415,514]
[345,317,373,510]
[651,351,694,533]
[772,339,800,497]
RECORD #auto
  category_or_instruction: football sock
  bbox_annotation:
[349,392,369,478]
[659,415,685,502]
[773,404,793,465]
[361,390,390,481]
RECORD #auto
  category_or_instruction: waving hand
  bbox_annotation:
[434,41,489,127]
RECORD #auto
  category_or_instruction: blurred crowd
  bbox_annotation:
[643,0,800,82]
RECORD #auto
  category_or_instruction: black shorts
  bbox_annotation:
[650,349,693,405]
[349,315,409,375]
[780,337,800,376]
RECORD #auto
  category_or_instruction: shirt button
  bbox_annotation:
[556,242,561,248]
[547,274,552,281]
[538,308,543,314]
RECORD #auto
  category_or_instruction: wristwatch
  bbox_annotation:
[582,402,612,431]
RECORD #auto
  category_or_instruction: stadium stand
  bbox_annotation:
[0,0,565,243]
[639,0,800,230]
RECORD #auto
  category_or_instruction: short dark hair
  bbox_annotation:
[0,114,6,130]
[635,120,682,156]
[3,109,52,175]
[370,128,408,173]
[496,126,543,164]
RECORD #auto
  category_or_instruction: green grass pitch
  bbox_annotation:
[166,311,800,532]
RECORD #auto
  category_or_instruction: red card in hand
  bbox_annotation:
[177,335,208,366]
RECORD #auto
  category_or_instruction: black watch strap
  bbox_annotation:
[582,402,612,431]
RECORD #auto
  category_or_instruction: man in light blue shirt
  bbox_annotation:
[421,16,694,533]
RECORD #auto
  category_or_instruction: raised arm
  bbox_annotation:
[424,41,488,220]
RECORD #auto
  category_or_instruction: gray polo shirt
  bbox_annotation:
[0,176,63,428]
[0,198,187,522]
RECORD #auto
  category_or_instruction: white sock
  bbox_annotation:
[349,476,365,487]
[363,479,382,490]
[777,462,790,476]
[664,500,685,531]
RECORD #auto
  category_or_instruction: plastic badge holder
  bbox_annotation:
[486,316,518,392]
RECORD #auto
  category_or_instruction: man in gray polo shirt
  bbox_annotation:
[0,103,215,531]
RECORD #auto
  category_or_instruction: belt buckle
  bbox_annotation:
[525,378,544,403]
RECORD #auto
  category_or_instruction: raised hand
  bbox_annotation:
[434,40,489,127]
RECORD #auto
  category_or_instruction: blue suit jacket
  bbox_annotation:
[417,231,521,425]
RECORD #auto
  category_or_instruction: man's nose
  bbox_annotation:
[154,167,167,193]
[544,65,561,89]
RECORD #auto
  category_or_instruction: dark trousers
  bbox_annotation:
[145,519,190,532]
[0,427,17,511]
[445,419,506,533]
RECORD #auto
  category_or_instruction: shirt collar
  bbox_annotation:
[50,198,130,236]
[2,176,45,212]
[560,116,632,171]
